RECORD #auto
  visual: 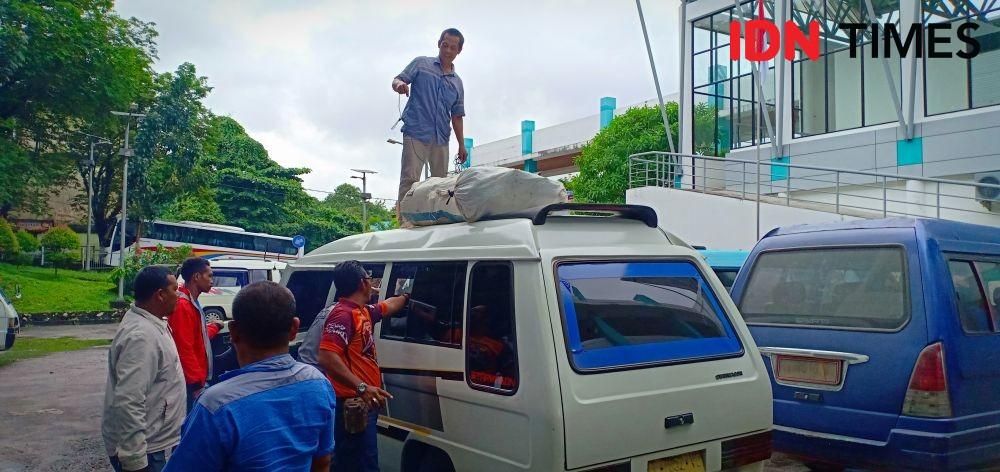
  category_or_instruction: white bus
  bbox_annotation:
[106,219,304,266]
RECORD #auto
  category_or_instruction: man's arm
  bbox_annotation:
[205,320,224,340]
[382,294,410,317]
[107,334,157,471]
[317,349,392,407]
[452,116,466,163]
[393,57,420,96]
[311,455,332,472]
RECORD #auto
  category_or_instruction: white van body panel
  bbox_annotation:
[285,213,772,471]
[191,259,286,320]
[0,289,20,351]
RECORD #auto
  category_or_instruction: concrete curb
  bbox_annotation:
[20,310,124,326]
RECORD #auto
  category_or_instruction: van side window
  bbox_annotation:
[363,263,386,305]
[466,262,518,394]
[948,259,998,333]
[212,270,248,289]
[382,262,466,348]
[285,270,336,330]
[249,269,269,284]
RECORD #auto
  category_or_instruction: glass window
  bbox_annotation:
[713,268,740,291]
[364,263,385,306]
[466,262,518,394]
[382,262,467,348]
[924,0,1000,115]
[948,260,992,333]
[557,261,743,372]
[740,247,909,330]
[212,270,248,288]
[249,269,269,284]
[691,1,774,155]
[285,270,336,330]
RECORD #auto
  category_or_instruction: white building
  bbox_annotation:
[474,0,1000,248]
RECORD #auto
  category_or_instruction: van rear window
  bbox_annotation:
[739,247,908,330]
[556,261,743,372]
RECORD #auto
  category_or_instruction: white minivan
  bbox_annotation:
[197,258,287,322]
[283,204,773,472]
[1,286,21,351]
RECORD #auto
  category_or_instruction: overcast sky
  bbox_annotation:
[114,1,681,201]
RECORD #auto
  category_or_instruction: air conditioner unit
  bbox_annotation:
[974,172,1000,210]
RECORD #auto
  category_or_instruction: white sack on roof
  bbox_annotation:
[399,166,568,227]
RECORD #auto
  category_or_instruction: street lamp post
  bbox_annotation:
[111,106,145,302]
[73,131,110,272]
[350,169,376,232]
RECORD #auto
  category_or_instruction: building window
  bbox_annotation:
[692,0,775,156]
[382,261,467,348]
[924,0,1000,115]
[466,262,518,394]
[791,0,902,137]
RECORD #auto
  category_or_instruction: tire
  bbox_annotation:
[416,448,454,472]
[804,462,846,472]
[204,308,226,324]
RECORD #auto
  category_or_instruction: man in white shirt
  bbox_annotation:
[102,266,185,472]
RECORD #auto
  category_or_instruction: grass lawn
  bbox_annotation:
[0,263,119,313]
[0,336,111,369]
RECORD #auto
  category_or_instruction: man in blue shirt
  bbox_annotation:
[392,28,467,205]
[164,281,335,471]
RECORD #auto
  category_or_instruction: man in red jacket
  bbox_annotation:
[169,257,225,412]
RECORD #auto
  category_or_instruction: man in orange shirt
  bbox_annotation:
[318,260,408,472]
[169,257,225,412]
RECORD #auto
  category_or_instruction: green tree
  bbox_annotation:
[15,229,38,253]
[160,189,225,224]
[322,183,394,230]
[132,63,213,228]
[0,0,157,222]
[0,219,20,258]
[570,105,679,204]
[40,225,80,273]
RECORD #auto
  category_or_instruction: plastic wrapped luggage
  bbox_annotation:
[399,167,568,227]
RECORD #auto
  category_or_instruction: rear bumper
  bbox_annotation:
[774,421,1000,470]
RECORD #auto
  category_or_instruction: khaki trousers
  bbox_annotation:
[398,136,449,203]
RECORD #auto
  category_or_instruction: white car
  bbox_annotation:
[1,286,21,351]
[197,258,287,323]
[282,204,773,472]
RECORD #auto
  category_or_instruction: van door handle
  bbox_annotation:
[664,413,694,429]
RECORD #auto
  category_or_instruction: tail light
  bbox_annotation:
[721,430,772,469]
[902,342,952,418]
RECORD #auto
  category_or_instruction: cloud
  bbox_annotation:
[115,0,681,201]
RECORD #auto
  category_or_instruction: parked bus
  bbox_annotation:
[105,219,303,265]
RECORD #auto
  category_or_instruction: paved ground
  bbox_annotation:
[0,324,809,472]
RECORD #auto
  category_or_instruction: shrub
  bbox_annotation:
[0,219,19,258]
[108,244,194,294]
[15,229,39,253]
[40,225,80,252]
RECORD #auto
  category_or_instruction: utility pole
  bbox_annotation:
[111,104,145,302]
[350,169,376,232]
[73,131,110,271]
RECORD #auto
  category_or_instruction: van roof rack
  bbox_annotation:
[532,203,658,228]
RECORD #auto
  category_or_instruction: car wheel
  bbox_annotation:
[204,308,226,324]
[416,448,454,472]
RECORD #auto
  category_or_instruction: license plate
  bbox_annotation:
[775,355,842,386]
[648,451,705,472]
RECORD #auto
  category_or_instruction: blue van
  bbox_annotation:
[699,249,750,291]
[730,218,1000,470]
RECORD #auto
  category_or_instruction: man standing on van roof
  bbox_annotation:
[318,261,410,472]
[169,257,225,412]
[102,266,184,472]
[165,281,336,471]
[392,28,467,205]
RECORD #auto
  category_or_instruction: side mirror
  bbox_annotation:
[993,287,1000,308]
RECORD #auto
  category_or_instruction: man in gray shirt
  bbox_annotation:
[392,28,468,205]
[102,266,185,472]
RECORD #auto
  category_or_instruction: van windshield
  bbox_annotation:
[739,247,909,330]
[557,261,743,372]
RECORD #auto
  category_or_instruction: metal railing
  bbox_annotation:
[628,151,1000,224]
